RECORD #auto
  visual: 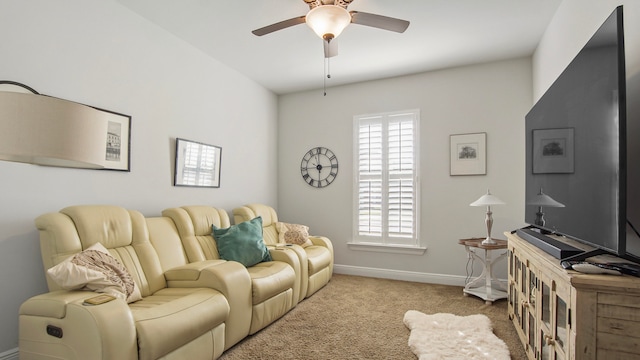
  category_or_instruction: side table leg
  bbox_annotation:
[490,251,508,291]
[465,248,488,289]
[485,249,493,303]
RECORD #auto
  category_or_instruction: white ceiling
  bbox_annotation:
[116,0,563,95]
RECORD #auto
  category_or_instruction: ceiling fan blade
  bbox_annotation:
[324,39,338,58]
[350,11,410,33]
[252,15,306,36]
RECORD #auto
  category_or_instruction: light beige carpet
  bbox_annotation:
[404,310,510,360]
[219,274,525,359]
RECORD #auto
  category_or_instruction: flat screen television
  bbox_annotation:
[519,6,640,263]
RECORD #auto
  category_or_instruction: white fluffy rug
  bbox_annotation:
[403,310,510,360]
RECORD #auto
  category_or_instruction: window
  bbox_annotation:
[352,109,420,248]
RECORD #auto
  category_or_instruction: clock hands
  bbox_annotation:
[308,154,324,186]
[309,155,324,172]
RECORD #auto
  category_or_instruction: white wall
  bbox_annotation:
[534,1,640,100]
[0,0,278,353]
[278,58,532,281]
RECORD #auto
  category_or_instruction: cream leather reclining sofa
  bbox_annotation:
[19,204,333,360]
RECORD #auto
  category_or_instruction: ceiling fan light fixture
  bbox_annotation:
[306,5,351,40]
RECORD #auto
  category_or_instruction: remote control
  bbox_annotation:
[560,260,576,269]
[571,263,622,275]
[606,262,640,277]
[561,260,622,271]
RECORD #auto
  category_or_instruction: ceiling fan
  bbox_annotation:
[252,0,410,58]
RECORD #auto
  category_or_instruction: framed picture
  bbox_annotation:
[0,80,131,171]
[100,108,131,171]
[450,132,486,176]
[532,128,574,174]
[174,138,222,188]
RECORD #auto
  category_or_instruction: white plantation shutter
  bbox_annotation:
[358,120,383,236]
[354,110,419,246]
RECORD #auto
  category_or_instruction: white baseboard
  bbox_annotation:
[333,264,468,287]
[0,348,18,360]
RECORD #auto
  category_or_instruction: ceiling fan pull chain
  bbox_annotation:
[324,55,332,96]
[323,57,327,96]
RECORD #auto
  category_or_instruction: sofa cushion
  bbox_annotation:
[47,242,142,303]
[276,222,314,247]
[129,287,229,360]
[212,216,272,267]
[247,261,296,304]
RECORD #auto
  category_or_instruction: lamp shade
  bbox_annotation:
[528,188,565,207]
[306,5,351,40]
[0,91,108,169]
[470,190,505,207]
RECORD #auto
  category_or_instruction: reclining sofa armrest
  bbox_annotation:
[164,260,252,349]
[163,259,228,281]
[309,235,334,278]
[269,246,303,305]
[309,235,333,252]
[19,290,137,360]
[20,290,92,318]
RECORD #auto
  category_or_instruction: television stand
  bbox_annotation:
[506,231,640,359]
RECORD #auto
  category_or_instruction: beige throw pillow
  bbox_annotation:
[47,242,142,303]
[276,222,313,247]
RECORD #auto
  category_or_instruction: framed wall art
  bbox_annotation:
[101,108,131,171]
[1,80,131,171]
[532,128,574,174]
[450,132,486,176]
[174,138,222,188]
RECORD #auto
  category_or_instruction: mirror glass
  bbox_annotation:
[174,138,221,188]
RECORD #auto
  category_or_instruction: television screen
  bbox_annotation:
[523,6,639,262]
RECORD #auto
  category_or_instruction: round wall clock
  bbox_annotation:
[300,147,338,188]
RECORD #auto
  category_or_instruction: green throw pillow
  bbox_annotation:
[212,216,272,267]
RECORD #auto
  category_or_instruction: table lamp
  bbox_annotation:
[470,189,505,245]
[528,188,564,227]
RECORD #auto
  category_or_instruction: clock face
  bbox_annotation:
[300,147,338,188]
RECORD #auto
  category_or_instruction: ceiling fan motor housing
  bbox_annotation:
[304,0,354,9]
[334,0,354,9]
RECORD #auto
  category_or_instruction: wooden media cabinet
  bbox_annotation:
[506,231,640,359]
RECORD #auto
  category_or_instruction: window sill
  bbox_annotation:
[347,242,427,255]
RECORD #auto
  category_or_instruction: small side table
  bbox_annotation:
[458,238,508,304]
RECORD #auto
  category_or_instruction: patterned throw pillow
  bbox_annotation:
[47,242,142,303]
[276,222,313,248]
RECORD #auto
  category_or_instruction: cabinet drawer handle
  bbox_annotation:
[544,335,555,346]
